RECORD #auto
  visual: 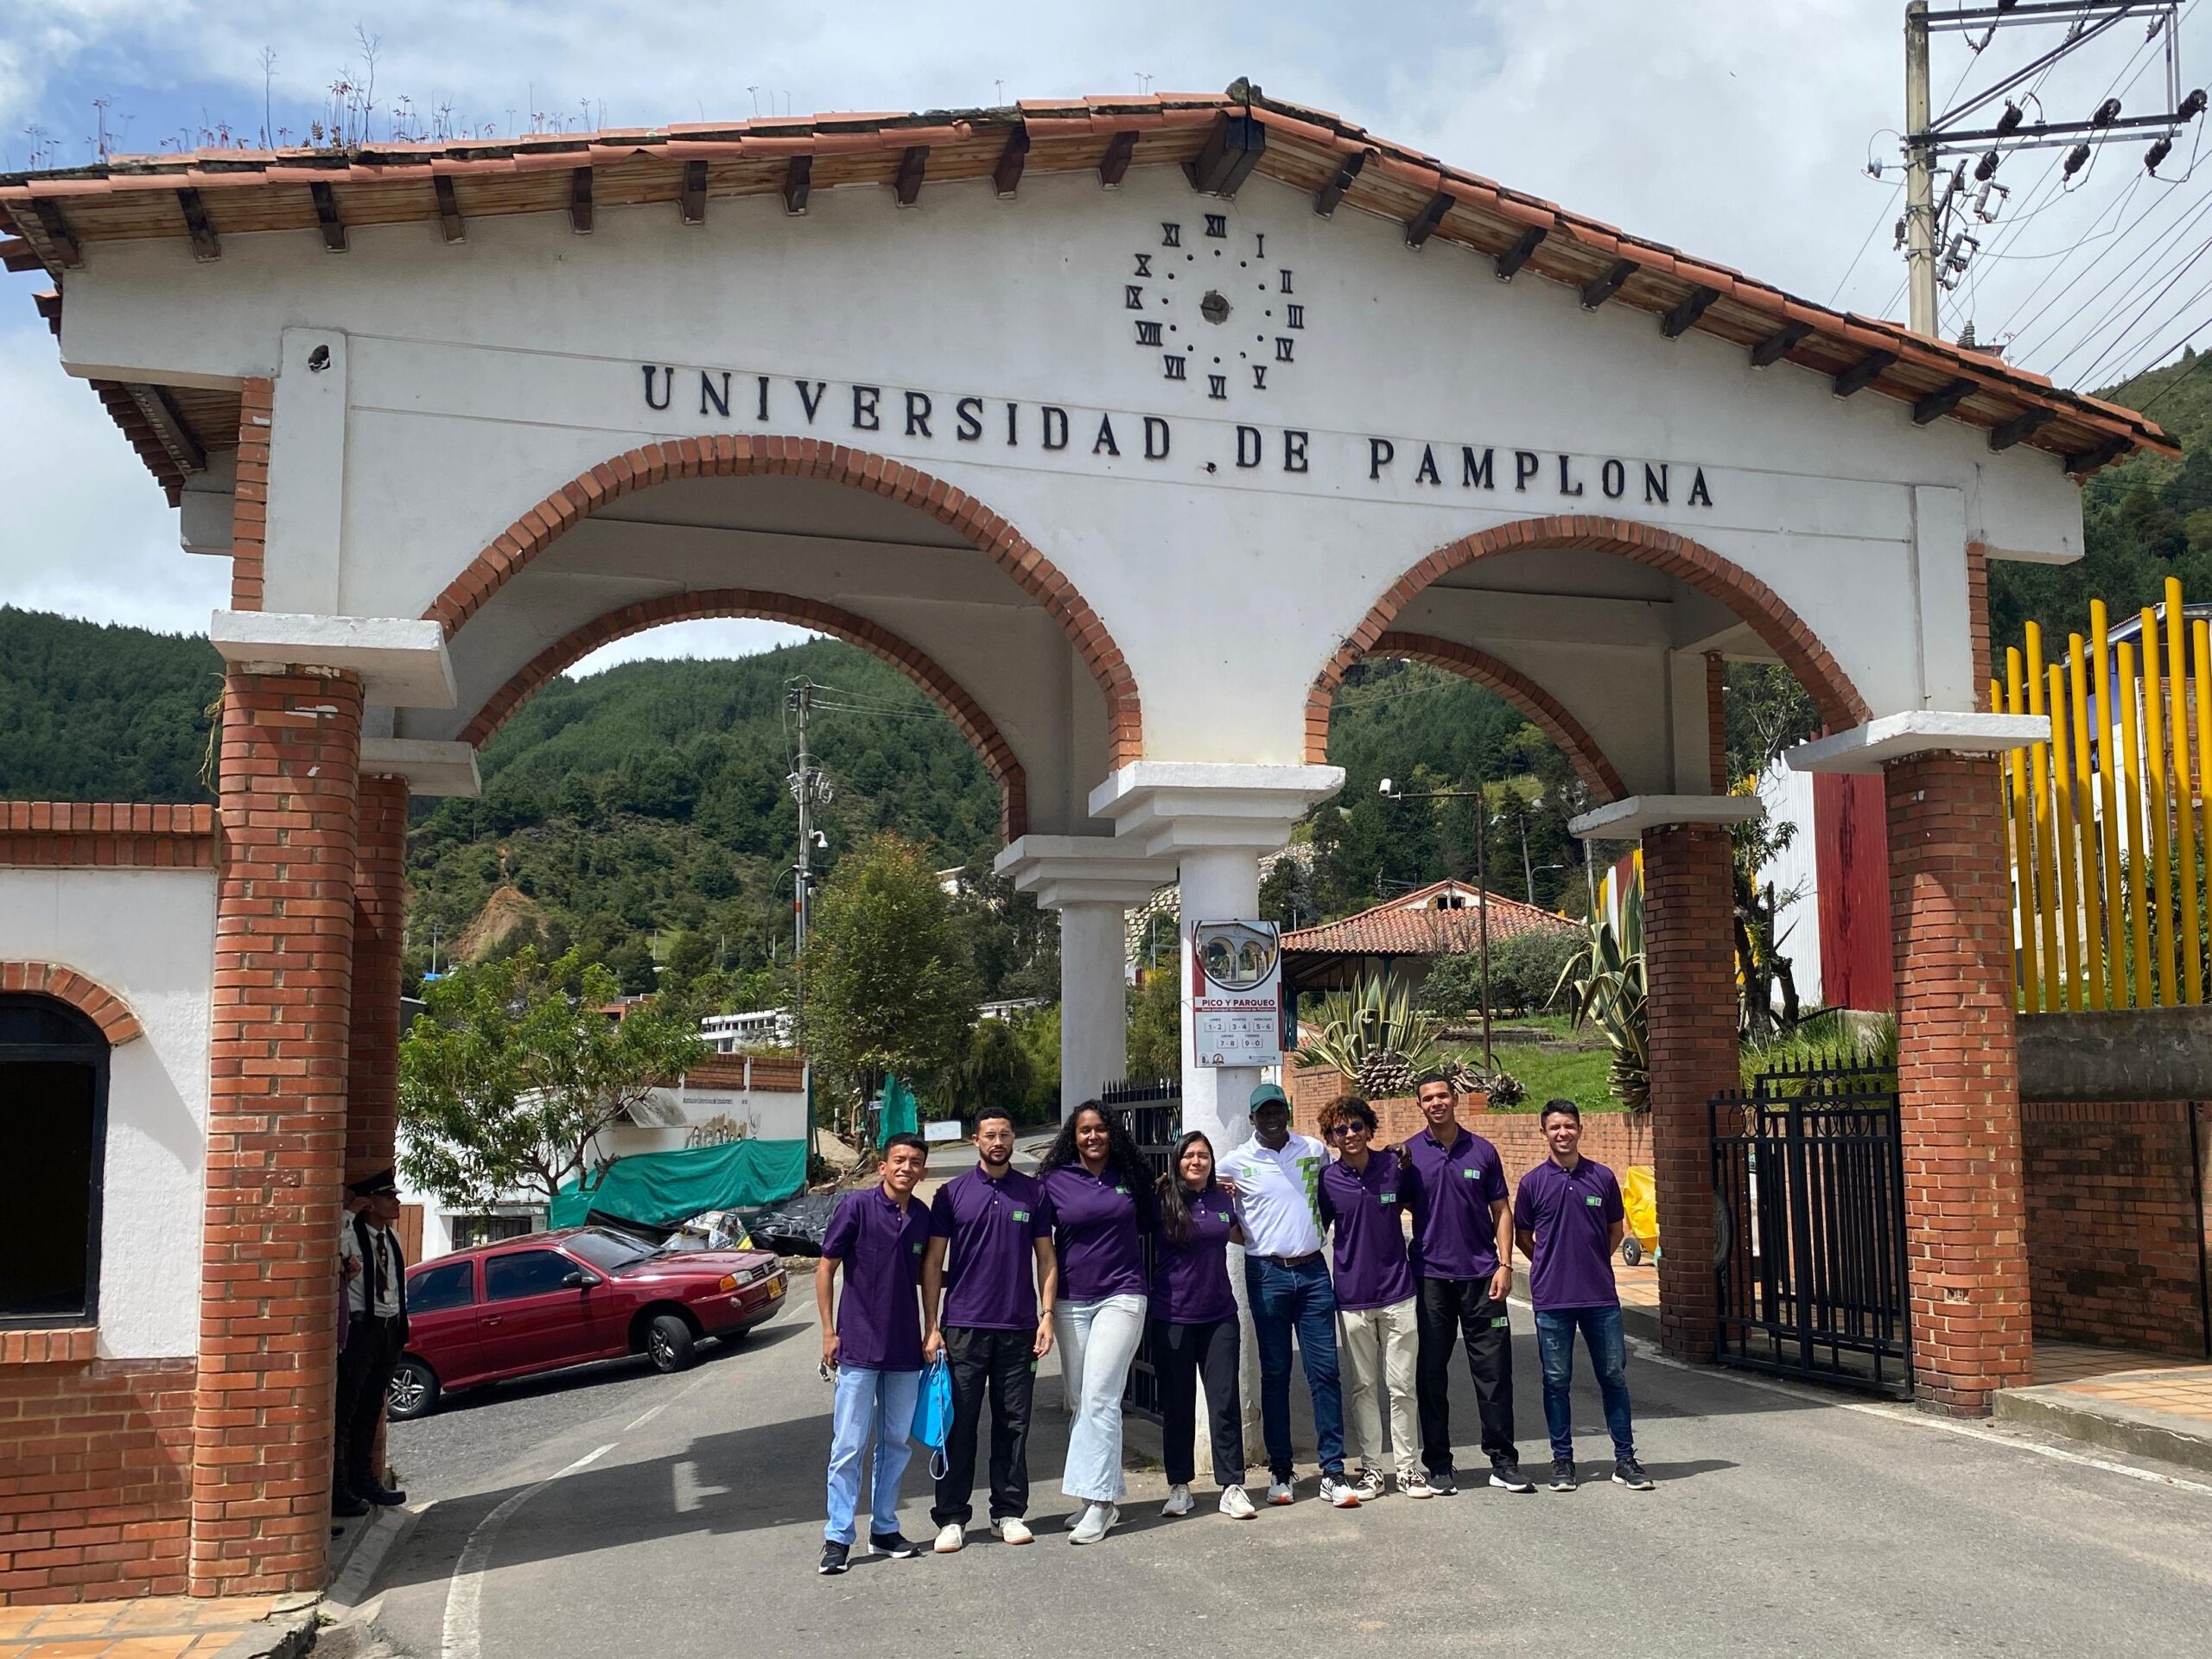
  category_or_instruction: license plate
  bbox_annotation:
[767,1276,785,1300]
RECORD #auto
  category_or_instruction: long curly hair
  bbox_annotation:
[1155,1130,1221,1247]
[1039,1099,1157,1217]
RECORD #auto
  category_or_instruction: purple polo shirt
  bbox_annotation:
[821,1185,931,1370]
[1403,1122,1510,1281]
[1152,1182,1238,1324]
[929,1165,1052,1332]
[1040,1163,1147,1304]
[1318,1154,1415,1313]
[1513,1155,1625,1311]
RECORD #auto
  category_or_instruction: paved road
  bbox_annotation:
[362,1283,2212,1658]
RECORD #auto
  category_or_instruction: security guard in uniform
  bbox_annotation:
[334,1169,410,1516]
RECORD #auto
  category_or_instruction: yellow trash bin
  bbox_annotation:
[1619,1165,1659,1265]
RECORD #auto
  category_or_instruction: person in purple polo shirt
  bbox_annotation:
[1150,1129,1255,1522]
[815,1133,932,1576]
[1038,1100,1154,1546]
[919,1106,1058,1553]
[1318,1098,1425,1501]
[1513,1099,1652,1493]
[1402,1072,1533,1496]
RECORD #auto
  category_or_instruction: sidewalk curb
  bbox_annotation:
[323,1501,428,1623]
[1992,1386,2212,1475]
[205,1593,320,1659]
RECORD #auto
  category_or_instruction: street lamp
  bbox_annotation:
[1377,775,1495,1072]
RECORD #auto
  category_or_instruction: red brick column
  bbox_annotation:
[1642,822,1739,1361]
[191,671,364,1596]
[347,774,410,1178]
[1886,752,2034,1414]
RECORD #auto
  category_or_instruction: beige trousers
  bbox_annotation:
[1338,1294,1421,1481]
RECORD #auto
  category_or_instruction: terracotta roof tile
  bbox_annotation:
[1283,879,1580,958]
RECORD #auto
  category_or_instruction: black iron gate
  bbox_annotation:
[1102,1077,1179,1420]
[1711,1062,1911,1395]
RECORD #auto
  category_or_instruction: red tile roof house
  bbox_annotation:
[1281,877,1580,995]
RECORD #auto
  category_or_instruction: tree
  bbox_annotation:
[1124,966,1181,1082]
[798,832,979,1109]
[398,947,707,1209]
[948,1017,1039,1123]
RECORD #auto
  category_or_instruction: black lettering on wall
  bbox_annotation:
[1144,416,1172,460]
[1094,414,1121,456]
[642,365,672,410]
[1644,462,1669,505]
[1415,444,1441,486]
[1602,458,1626,499]
[1558,454,1584,497]
[1280,269,1294,294]
[1007,404,1020,446]
[1283,429,1309,474]
[1369,438,1395,480]
[1162,221,1182,246]
[797,380,828,423]
[1136,320,1164,346]
[1274,338,1294,364]
[1126,284,1146,310]
[1514,450,1540,492]
[1286,302,1305,328]
[1255,232,1267,258]
[700,371,731,418]
[956,397,984,442]
[1462,447,1495,489]
[1208,374,1228,400]
[1252,365,1268,390]
[1165,354,1188,381]
[852,385,881,431]
[1236,425,1263,468]
[905,391,932,438]
[756,375,770,421]
[1135,252,1153,276]
[1042,406,1070,450]
[1688,467,1713,507]
[1205,213,1228,238]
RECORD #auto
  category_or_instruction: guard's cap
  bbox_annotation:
[1248,1083,1290,1115]
[348,1168,399,1198]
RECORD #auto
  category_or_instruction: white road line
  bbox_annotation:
[441,1442,613,1659]
[625,1402,669,1431]
[1627,1338,2212,1497]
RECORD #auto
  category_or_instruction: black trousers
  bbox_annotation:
[1414,1276,1519,1475]
[1154,1317,1245,1489]
[334,1313,404,1497]
[931,1325,1035,1526]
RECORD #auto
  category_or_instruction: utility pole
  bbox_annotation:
[1905,2,1939,334]
[786,679,832,957]
[1377,776,1495,1073]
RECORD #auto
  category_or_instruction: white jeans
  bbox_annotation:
[1053,1294,1147,1503]
[1339,1295,1421,1482]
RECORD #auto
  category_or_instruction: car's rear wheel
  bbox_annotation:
[645,1313,696,1374]
[388,1357,442,1421]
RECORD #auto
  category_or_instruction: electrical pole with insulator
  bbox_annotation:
[1905,1,1939,334]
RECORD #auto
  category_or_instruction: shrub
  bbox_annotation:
[1417,929,1582,1019]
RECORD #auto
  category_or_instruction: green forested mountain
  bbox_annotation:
[0,607,221,802]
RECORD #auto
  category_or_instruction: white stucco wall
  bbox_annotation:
[0,868,214,1358]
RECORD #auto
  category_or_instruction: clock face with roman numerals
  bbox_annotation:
[1123,211,1304,404]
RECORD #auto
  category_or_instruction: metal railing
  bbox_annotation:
[1100,1077,1179,1419]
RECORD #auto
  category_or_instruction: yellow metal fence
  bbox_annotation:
[1997,575,2212,1012]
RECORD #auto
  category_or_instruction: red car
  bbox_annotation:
[387,1225,788,1420]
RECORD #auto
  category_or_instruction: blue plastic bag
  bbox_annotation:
[912,1356,954,1476]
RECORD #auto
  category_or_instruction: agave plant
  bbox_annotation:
[1551,889,1649,1114]
[1296,969,1443,1091]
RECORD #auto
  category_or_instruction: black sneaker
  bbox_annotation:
[363,1483,408,1507]
[817,1541,851,1575]
[1549,1458,1578,1491]
[1427,1468,1458,1497]
[1612,1456,1655,1491]
[1489,1460,1535,1493]
[870,1529,920,1558]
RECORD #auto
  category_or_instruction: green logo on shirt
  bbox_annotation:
[1115,1185,1129,1196]
[1491,1316,1511,1329]
[1216,1210,1232,1224]
[912,1242,925,1253]
[1379,1192,1396,1205]
[1462,1168,1479,1179]
[1585,1194,1603,1206]
[1012,1210,1031,1222]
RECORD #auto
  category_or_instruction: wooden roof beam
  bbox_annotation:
[1313,149,1367,218]
[435,176,466,242]
[310,181,346,251]
[1404,191,1452,250]
[2065,435,2130,475]
[177,189,219,261]
[993,127,1031,198]
[1912,378,1976,426]
[1580,258,1637,310]
[894,146,928,207]
[1098,130,1140,188]
[1989,405,2056,452]
[1495,225,1547,281]
[1832,349,1898,397]
[781,156,810,216]
[0,236,40,273]
[569,167,594,233]
[1185,111,1265,197]
[1750,321,1813,369]
[30,199,82,268]
[124,384,206,476]
[678,160,707,226]
[1658,284,1719,337]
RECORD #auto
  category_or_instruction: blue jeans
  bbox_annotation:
[823,1364,921,1544]
[1244,1255,1344,1479]
[1534,1306,1636,1462]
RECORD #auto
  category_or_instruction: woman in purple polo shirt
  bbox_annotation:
[1038,1100,1153,1545]
[1151,1130,1256,1522]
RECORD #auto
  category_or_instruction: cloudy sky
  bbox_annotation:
[4,0,2206,669]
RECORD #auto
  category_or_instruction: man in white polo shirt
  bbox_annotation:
[1218,1083,1357,1510]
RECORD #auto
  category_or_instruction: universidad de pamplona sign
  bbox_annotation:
[639,365,1717,510]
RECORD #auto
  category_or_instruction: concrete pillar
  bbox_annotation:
[1885,750,2034,1413]
[193,670,365,1596]
[1176,846,1265,1148]
[1058,900,1131,1114]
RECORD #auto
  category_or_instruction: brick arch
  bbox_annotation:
[461,589,1032,841]
[424,435,1141,766]
[1371,632,1629,804]
[1306,514,1870,764]
[0,962,143,1045]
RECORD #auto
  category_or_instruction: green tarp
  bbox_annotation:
[878,1075,918,1146]
[547,1138,807,1230]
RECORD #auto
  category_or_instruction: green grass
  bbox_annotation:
[1443,1027,1625,1114]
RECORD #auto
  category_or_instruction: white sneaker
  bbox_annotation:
[1218,1484,1258,1519]
[1069,1501,1119,1545]
[1266,1478,1295,1506]
[1355,1467,1386,1502]
[932,1522,963,1554]
[992,1516,1033,1546]
[1319,1474,1361,1509]
[1402,1470,1436,1500]
[1161,1484,1195,1517]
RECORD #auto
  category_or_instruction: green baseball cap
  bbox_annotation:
[1248,1082,1290,1114]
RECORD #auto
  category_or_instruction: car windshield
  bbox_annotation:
[564,1229,662,1272]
